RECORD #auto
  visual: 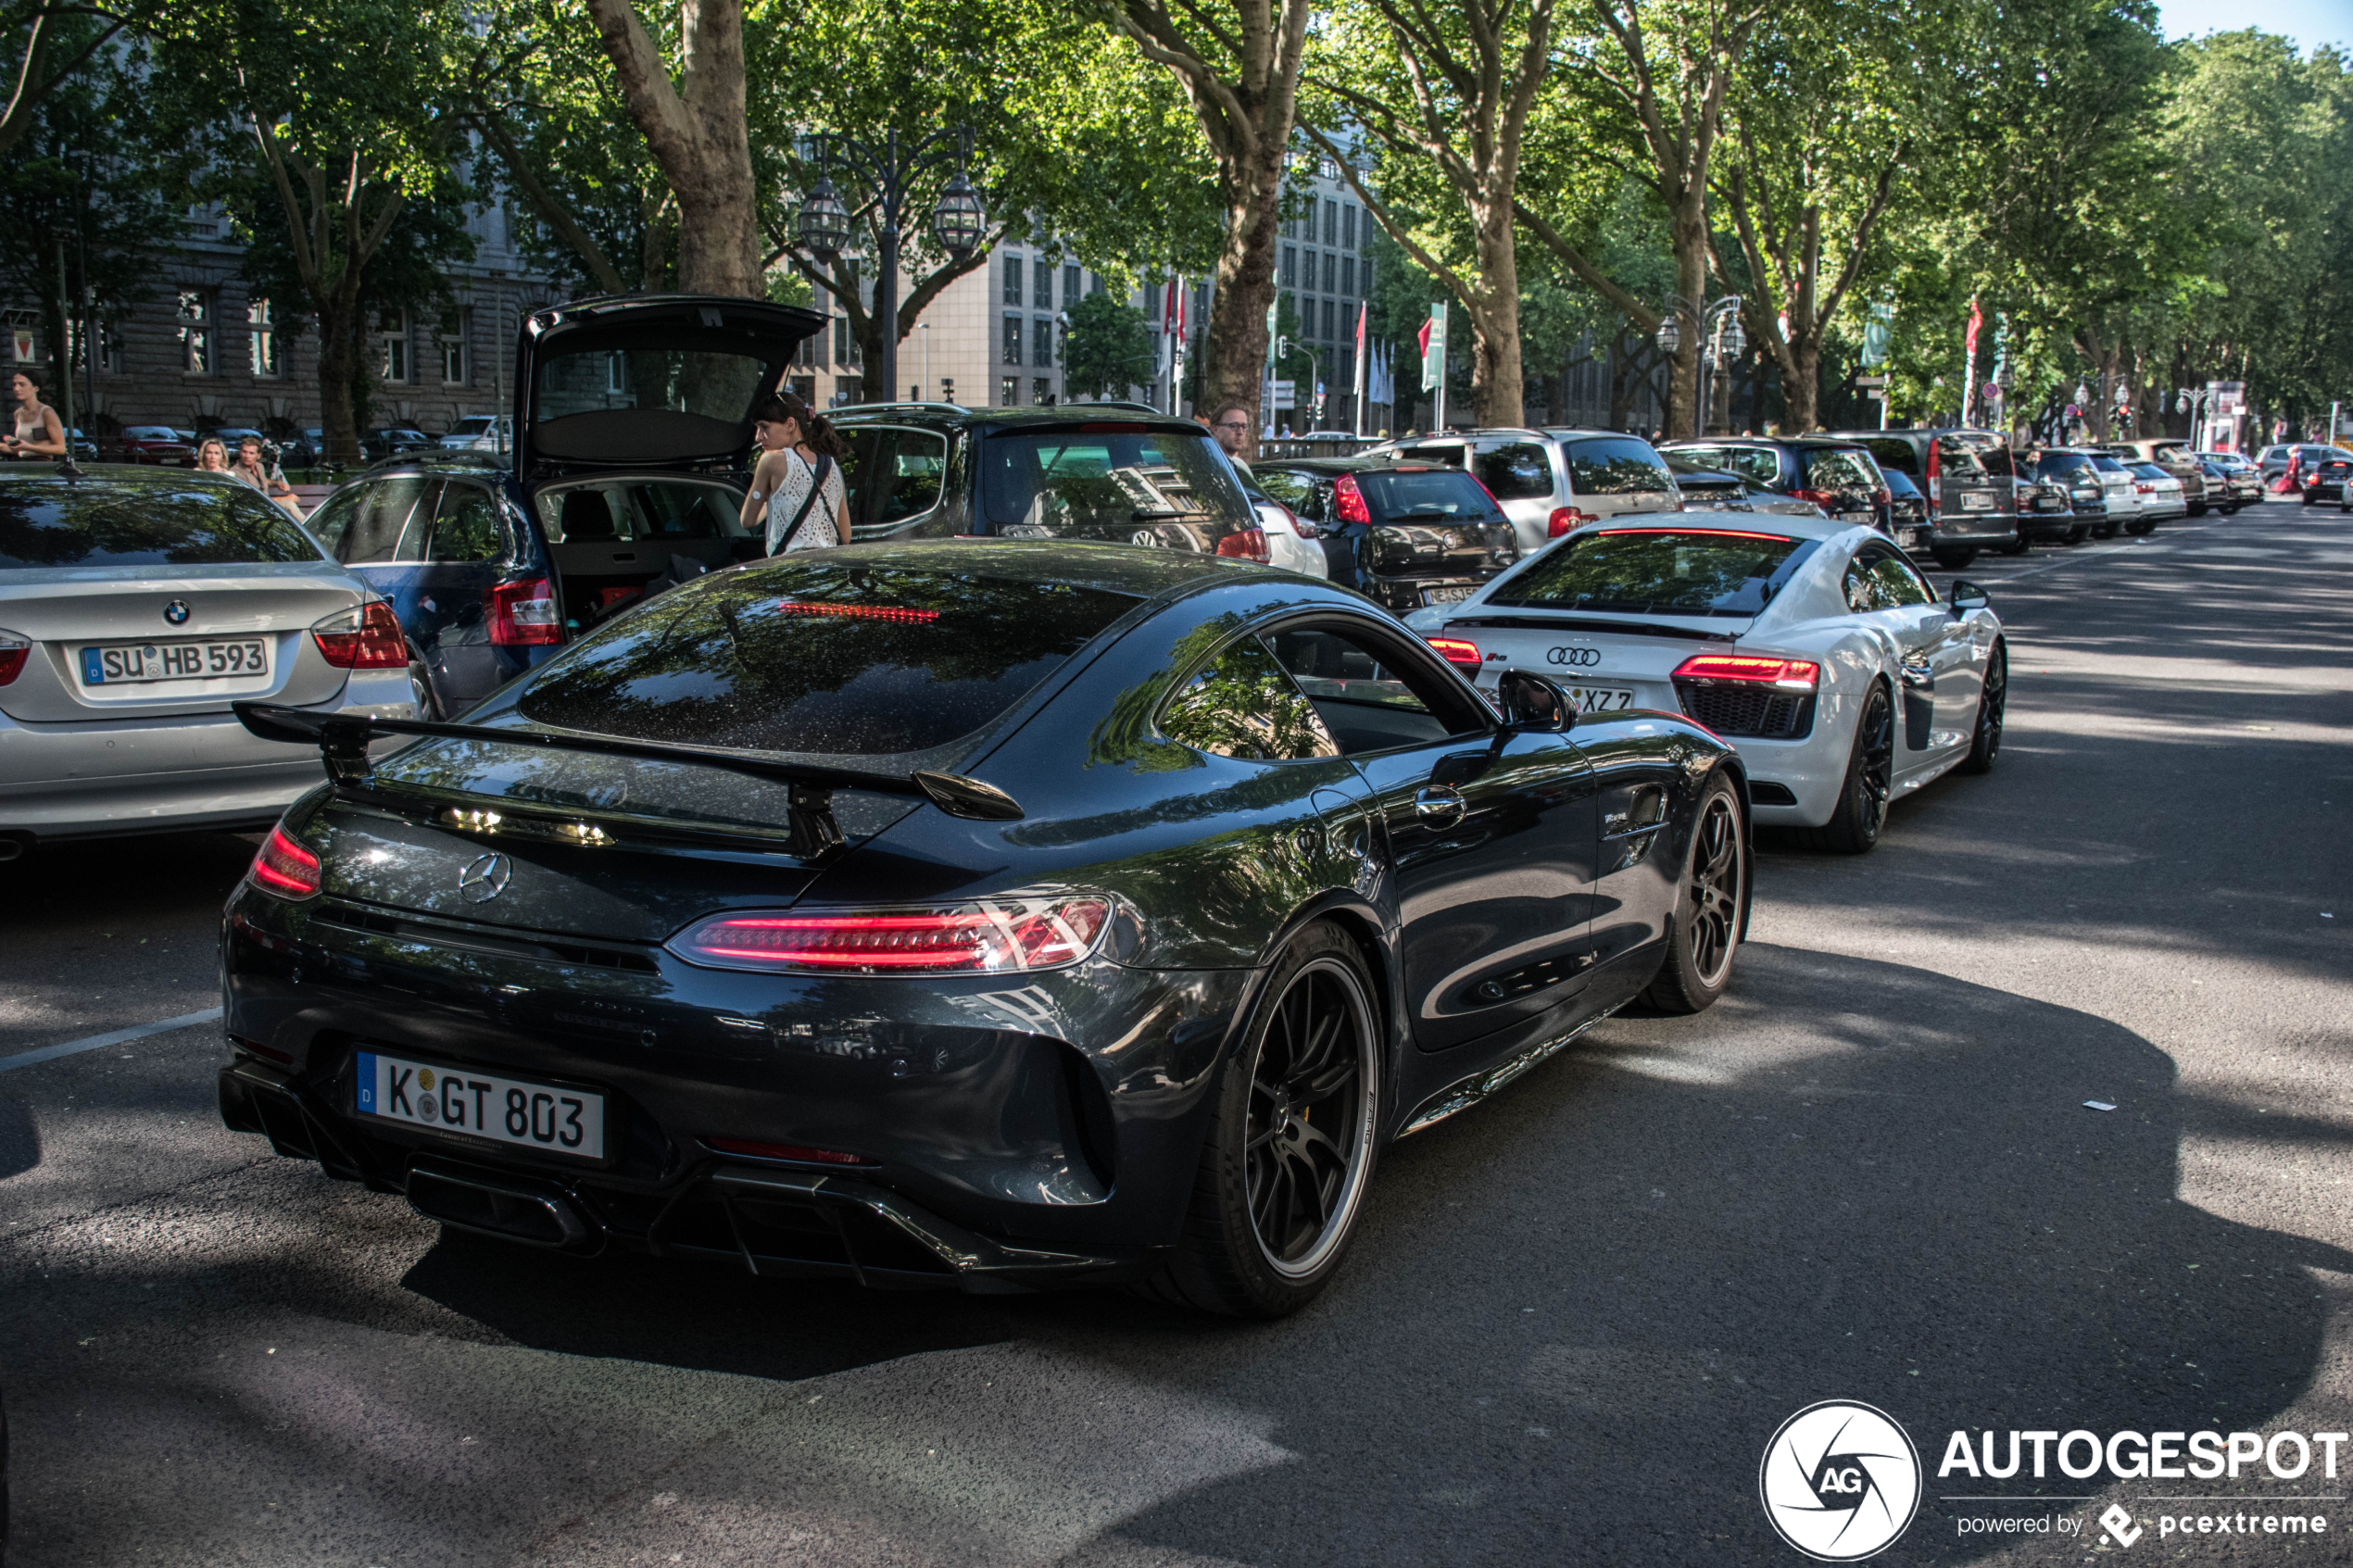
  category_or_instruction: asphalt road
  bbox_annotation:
[4,495,2348,1567]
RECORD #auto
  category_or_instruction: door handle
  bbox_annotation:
[1414,784,1466,827]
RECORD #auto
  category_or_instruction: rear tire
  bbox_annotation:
[1930,546,1979,570]
[1140,921,1380,1318]
[407,659,440,721]
[2124,516,2156,536]
[1640,776,1746,1015]
[2064,523,2091,545]
[2092,517,2119,539]
[1995,532,2031,557]
[1960,640,2006,774]
[1793,681,1893,854]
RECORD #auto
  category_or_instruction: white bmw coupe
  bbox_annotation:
[1407,514,2007,851]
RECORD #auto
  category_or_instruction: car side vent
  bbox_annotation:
[1466,954,1581,1008]
[1748,782,1798,806]
[1674,682,1816,740]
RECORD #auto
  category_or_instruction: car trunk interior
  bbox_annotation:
[534,475,756,634]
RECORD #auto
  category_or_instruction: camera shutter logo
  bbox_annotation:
[1758,1400,1921,1561]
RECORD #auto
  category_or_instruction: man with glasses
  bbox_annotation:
[1209,403,1254,479]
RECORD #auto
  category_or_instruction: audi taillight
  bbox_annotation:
[1427,635,1482,668]
[487,577,562,646]
[671,894,1114,976]
[0,628,26,685]
[1672,654,1820,691]
[309,601,407,669]
[1216,526,1271,562]
[1548,506,1597,537]
[246,823,321,900]
[1334,474,1371,524]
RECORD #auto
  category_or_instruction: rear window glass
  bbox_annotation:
[1934,432,2015,479]
[1798,447,1881,490]
[1861,439,1920,475]
[508,558,1137,758]
[1671,445,1779,487]
[1254,468,1322,518]
[980,428,1253,545]
[2037,453,2089,474]
[1474,443,1554,501]
[1353,468,1503,521]
[1488,528,1817,618]
[1567,438,1676,494]
[2088,456,2128,473]
[0,480,324,571]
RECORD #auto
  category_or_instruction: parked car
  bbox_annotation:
[114,425,195,466]
[2304,452,2353,506]
[1361,427,1681,553]
[2031,448,2133,538]
[824,402,1266,559]
[270,428,326,469]
[2011,472,2075,546]
[2120,461,2185,531]
[2193,453,2261,511]
[1882,468,1930,542]
[1251,458,1520,614]
[1821,427,2018,570]
[219,545,1747,1314]
[2257,444,2351,488]
[1418,512,2004,854]
[1240,484,1328,578]
[1663,457,1827,518]
[440,414,513,452]
[2107,439,2209,515]
[0,466,414,853]
[359,427,438,461]
[1660,436,1893,537]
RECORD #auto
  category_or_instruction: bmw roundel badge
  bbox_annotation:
[162,599,191,626]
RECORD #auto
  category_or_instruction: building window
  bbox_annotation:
[1033,377,1053,407]
[793,321,824,369]
[437,310,467,384]
[1340,346,1353,389]
[247,297,280,378]
[1000,375,1020,406]
[1063,264,1080,301]
[1362,257,1374,296]
[1146,278,1161,322]
[789,374,817,406]
[1343,257,1357,296]
[834,317,862,368]
[1033,262,1053,309]
[177,291,212,375]
[1280,245,1296,286]
[97,320,123,375]
[1322,299,1334,340]
[1033,318,1054,367]
[1343,206,1356,249]
[1318,156,1338,180]
[1324,200,1337,245]
[376,309,409,383]
[606,352,625,395]
[1002,314,1022,366]
[1003,254,1024,307]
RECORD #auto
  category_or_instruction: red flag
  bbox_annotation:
[1175,282,1186,339]
[1416,317,1433,358]
[1164,278,1177,335]
[1966,296,1983,356]
[1355,300,1367,358]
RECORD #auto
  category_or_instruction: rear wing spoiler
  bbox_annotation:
[232,702,1023,859]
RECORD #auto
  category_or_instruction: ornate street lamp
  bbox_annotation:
[797,177,851,258]
[931,171,986,260]
[1654,315,1680,358]
[1654,293,1743,435]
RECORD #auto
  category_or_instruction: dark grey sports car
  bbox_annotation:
[219,544,1750,1316]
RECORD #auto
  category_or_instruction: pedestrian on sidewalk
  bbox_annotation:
[738,391,849,556]
[228,435,301,516]
[195,436,231,473]
[0,370,65,460]
[1210,403,1253,479]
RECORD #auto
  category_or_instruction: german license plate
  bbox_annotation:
[1836,510,1873,526]
[1566,685,1635,713]
[355,1049,606,1160]
[1420,583,1477,607]
[80,638,268,684]
[1959,491,1994,510]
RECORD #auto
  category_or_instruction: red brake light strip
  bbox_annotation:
[1594,528,1795,543]
[774,601,941,624]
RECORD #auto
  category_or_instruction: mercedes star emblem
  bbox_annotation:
[162,599,191,626]
[456,852,514,903]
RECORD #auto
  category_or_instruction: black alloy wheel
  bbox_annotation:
[2125,514,2157,536]
[407,658,440,722]
[1798,681,1894,854]
[1144,921,1380,1317]
[1960,639,2006,774]
[2092,516,2120,539]
[1995,528,2031,557]
[2064,523,2092,545]
[1642,776,1745,1014]
[1931,546,1979,570]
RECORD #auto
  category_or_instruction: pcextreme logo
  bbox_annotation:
[1759,1400,1924,1562]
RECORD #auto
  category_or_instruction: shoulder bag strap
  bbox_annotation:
[771,452,835,553]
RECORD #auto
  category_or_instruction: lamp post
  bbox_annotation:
[1655,293,1743,436]
[794,128,985,410]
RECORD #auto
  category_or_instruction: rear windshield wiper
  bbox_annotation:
[233,702,1023,859]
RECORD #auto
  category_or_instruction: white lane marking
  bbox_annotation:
[0,1007,224,1074]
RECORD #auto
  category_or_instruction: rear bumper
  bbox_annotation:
[0,676,411,844]
[1926,508,2017,546]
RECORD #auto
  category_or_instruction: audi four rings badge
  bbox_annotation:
[1547,646,1602,667]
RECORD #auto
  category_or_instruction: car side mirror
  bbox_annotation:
[1949,579,1990,613]
[1497,669,1572,732]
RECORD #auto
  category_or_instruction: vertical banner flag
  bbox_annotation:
[1418,305,1447,392]
[1353,302,1370,436]
[1962,295,1983,425]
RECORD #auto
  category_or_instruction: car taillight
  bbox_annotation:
[1283,504,1317,540]
[1872,487,1891,508]
[1789,487,1838,510]
[1334,474,1371,524]
[487,577,561,646]
[1426,635,1482,668]
[2135,482,2155,494]
[1216,526,1271,562]
[310,601,407,669]
[1925,440,1941,511]
[670,894,1113,975]
[1672,654,1820,691]
[246,823,322,900]
[0,628,26,685]
[1548,506,1597,537]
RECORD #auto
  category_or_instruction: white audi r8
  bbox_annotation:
[1405,515,2006,850]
